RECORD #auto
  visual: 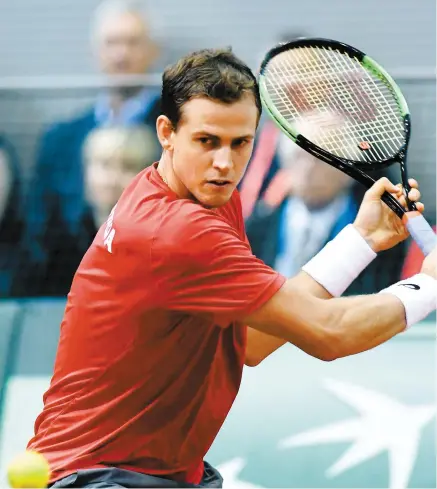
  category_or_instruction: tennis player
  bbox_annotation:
[27,48,436,488]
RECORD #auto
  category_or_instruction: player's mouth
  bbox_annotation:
[207,179,232,188]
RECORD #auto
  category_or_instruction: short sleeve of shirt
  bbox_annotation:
[150,201,286,327]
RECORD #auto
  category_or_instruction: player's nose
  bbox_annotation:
[212,147,233,172]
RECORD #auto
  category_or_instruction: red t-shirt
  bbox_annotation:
[28,163,286,485]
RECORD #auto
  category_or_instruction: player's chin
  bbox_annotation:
[198,186,234,208]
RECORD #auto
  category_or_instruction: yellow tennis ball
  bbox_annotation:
[6,450,51,488]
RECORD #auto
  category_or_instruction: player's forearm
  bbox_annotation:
[245,223,435,362]
[290,271,406,358]
[244,276,433,362]
[248,291,406,361]
[320,292,406,359]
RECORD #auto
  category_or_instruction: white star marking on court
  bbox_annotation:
[217,457,264,488]
[278,378,435,489]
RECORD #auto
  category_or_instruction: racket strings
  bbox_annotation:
[276,50,368,161]
[326,49,403,158]
[271,47,402,136]
[268,49,403,161]
[263,45,406,162]
[272,49,403,159]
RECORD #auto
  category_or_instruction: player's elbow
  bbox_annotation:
[304,311,344,362]
[309,328,342,362]
[244,352,264,367]
[313,308,356,361]
[244,358,261,367]
[314,344,340,362]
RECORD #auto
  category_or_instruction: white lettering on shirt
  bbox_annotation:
[103,205,117,253]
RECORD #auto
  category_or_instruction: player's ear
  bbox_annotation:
[156,115,174,151]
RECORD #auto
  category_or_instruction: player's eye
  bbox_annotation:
[198,137,216,147]
[232,139,249,149]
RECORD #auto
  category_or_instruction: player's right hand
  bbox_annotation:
[353,177,424,253]
[420,246,437,279]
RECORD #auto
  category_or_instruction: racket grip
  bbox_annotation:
[403,212,437,256]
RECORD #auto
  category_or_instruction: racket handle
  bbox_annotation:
[403,212,437,256]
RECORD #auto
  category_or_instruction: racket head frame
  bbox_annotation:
[258,37,414,217]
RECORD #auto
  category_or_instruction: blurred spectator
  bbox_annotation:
[0,136,23,298]
[17,0,162,297]
[13,126,157,297]
[83,126,157,227]
[91,0,161,127]
[245,114,406,296]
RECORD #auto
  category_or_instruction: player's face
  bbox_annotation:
[96,12,156,75]
[169,95,258,208]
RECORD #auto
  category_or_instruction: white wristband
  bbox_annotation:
[301,224,377,297]
[379,273,437,329]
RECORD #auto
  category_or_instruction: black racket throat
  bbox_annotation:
[296,134,409,219]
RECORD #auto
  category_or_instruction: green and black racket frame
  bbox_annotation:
[258,37,436,256]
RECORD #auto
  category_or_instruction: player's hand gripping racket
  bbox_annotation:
[258,37,436,256]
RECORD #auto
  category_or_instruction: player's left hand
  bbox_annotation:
[353,177,424,253]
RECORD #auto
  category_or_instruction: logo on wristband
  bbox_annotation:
[398,283,421,290]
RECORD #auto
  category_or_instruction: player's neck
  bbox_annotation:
[157,154,191,200]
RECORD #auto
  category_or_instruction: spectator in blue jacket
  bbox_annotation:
[17,0,162,297]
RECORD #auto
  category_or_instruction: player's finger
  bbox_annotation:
[408,178,419,189]
[393,183,421,208]
[394,180,419,194]
[396,191,421,209]
[366,177,398,199]
[407,188,421,202]
[414,202,425,213]
[394,183,403,196]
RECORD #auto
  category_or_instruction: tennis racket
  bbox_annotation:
[258,37,436,256]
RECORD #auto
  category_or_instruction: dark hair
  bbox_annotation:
[161,47,262,129]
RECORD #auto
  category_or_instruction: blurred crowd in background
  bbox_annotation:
[0,0,435,300]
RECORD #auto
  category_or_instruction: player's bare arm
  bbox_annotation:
[245,269,332,366]
[244,177,435,364]
[245,246,436,362]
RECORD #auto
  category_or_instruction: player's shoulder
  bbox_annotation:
[104,167,244,261]
[111,169,219,237]
[152,195,242,264]
[98,166,165,246]
[157,198,234,242]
